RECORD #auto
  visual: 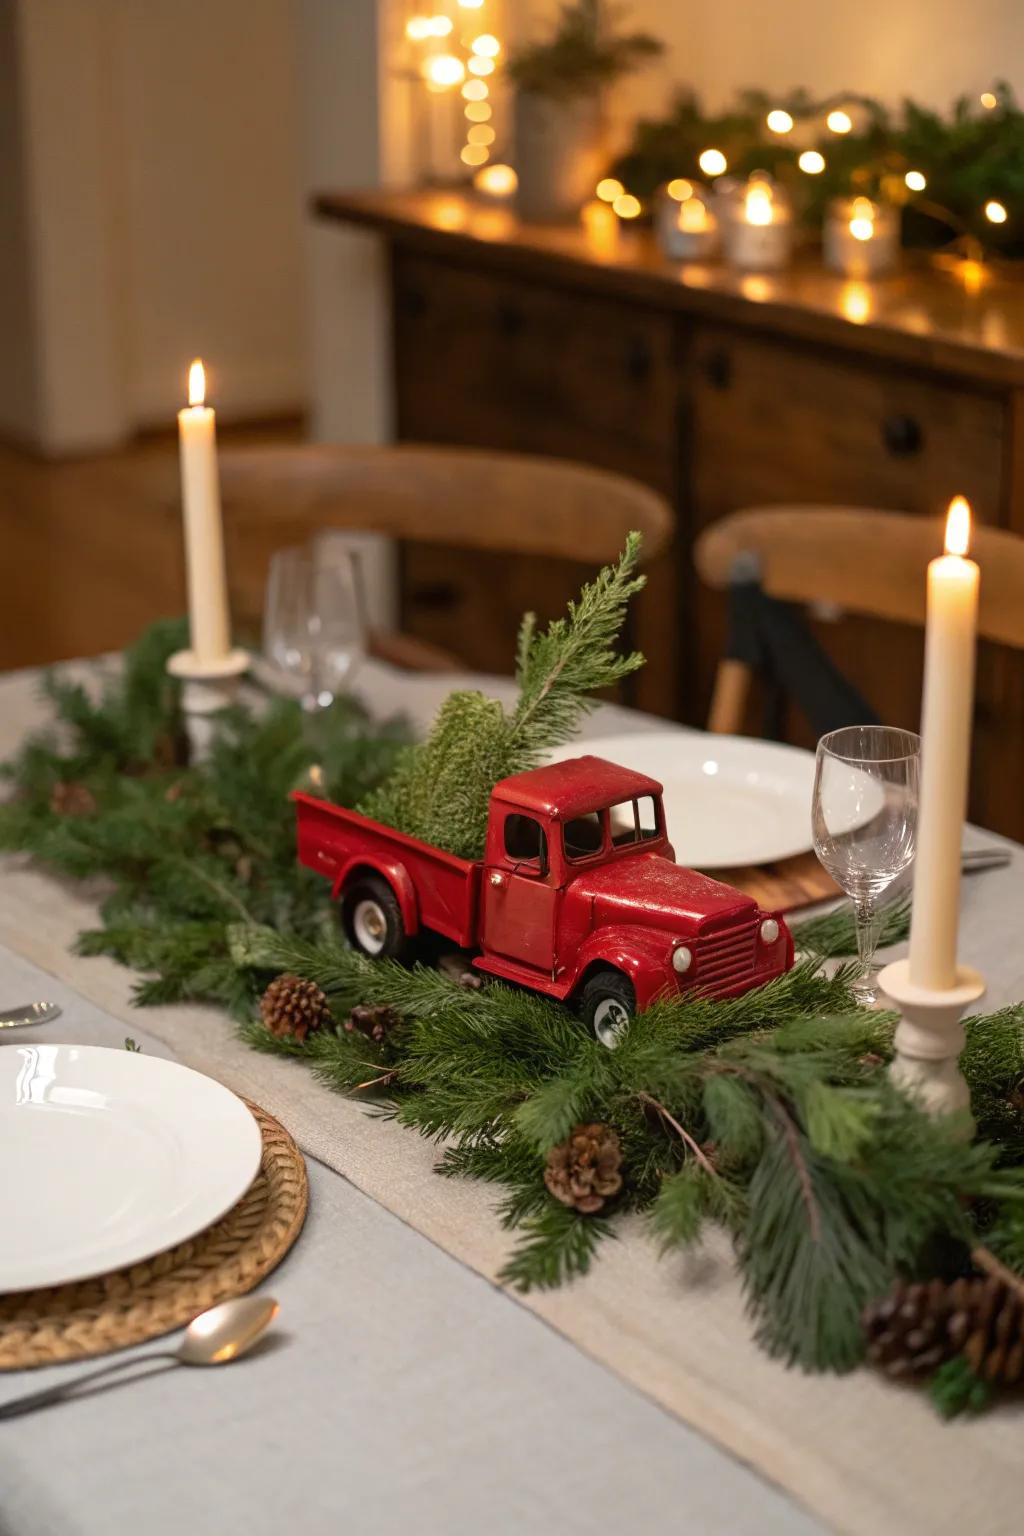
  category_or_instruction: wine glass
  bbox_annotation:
[812,725,920,1004]
[263,542,366,713]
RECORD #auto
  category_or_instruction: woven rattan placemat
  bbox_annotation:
[0,1099,308,1370]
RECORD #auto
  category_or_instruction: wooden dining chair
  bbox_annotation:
[220,443,673,671]
[694,506,1024,734]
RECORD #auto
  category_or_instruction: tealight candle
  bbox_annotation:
[656,180,720,260]
[581,197,620,256]
[824,196,899,279]
[721,174,793,272]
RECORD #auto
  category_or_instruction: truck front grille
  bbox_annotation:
[696,917,758,997]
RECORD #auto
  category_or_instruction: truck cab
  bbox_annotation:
[475,756,792,1044]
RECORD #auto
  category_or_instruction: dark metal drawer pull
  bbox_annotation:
[496,301,525,337]
[407,582,460,610]
[882,413,923,457]
[626,337,652,382]
[703,349,732,390]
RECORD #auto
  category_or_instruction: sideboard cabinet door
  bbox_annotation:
[392,250,679,715]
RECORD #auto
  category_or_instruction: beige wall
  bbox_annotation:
[115,0,306,426]
[2,0,306,453]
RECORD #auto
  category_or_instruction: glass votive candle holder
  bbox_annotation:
[823,196,900,278]
[721,173,794,272]
[656,179,720,260]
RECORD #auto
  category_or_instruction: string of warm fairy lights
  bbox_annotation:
[601,88,1013,235]
[404,0,517,190]
[398,30,1015,260]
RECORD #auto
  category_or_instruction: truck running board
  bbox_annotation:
[472,954,574,999]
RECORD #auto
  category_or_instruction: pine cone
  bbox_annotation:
[948,1275,1024,1386]
[259,973,331,1043]
[544,1122,623,1214]
[49,780,97,817]
[862,1278,965,1379]
[344,1003,402,1042]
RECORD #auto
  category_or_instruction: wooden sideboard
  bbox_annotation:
[315,188,1024,838]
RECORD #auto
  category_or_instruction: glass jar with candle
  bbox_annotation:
[655,179,720,260]
[721,171,793,272]
[824,195,900,279]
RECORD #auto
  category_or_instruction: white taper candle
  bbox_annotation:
[177,360,231,665]
[907,497,980,990]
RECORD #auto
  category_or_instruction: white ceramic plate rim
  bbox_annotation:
[0,1044,262,1292]
[547,732,817,868]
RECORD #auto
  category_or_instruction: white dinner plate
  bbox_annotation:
[547,733,817,869]
[0,1044,262,1292]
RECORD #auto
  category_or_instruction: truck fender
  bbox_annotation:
[572,925,674,1011]
[333,855,420,937]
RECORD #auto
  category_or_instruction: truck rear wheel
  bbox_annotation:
[579,970,636,1049]
[342,875,408,961]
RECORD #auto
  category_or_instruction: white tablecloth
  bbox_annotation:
[1,658,1021,1536]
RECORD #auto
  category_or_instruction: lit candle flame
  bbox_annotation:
[188,359,206,408]
[745,185,774,226]
[945,495,971,557]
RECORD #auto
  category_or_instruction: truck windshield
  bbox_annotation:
[563,796,662,862]
[609,796,660,847]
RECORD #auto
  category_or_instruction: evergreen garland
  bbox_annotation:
[608,82,1024,258]
[4,607,1024,1408]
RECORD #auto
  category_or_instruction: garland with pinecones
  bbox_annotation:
[5,592,1024,1418]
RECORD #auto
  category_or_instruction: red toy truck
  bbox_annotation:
[294,755,794,1046]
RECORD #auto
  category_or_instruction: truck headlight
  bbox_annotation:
[760,918,780,945]
[672,944,693,973]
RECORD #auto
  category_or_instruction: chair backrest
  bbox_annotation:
[694,506,1024,651]
[220,443,672,565]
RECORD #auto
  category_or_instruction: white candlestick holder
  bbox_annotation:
[878,957,985,1124]
[167,647,249,762]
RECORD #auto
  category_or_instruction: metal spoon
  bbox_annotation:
[0,1295,279,1418]
[0,1002,62,1030]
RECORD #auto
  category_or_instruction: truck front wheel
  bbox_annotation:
[341,875,408,961]
[579,970,636,1049]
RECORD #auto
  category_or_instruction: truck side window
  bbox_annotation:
[564,811,604,861]
[504,813,547,870]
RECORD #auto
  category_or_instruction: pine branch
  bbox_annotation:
[356,535,646,859]
[498,1201,614,1291]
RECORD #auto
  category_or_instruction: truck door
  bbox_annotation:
[482,811,558,972]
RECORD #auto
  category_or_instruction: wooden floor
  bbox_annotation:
[0,424,302,671]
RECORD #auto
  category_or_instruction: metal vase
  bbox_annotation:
[514,90,607,224]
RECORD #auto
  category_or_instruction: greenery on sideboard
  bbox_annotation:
[507,0,662,102]
[608,81,1024,258]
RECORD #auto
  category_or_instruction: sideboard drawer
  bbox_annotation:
[394,251,676,480]
[690,325,1004,520]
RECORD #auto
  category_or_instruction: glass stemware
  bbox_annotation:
[263,542,366,716]
[812,725,921,1005]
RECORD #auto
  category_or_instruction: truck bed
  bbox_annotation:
[293,792,482,948]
